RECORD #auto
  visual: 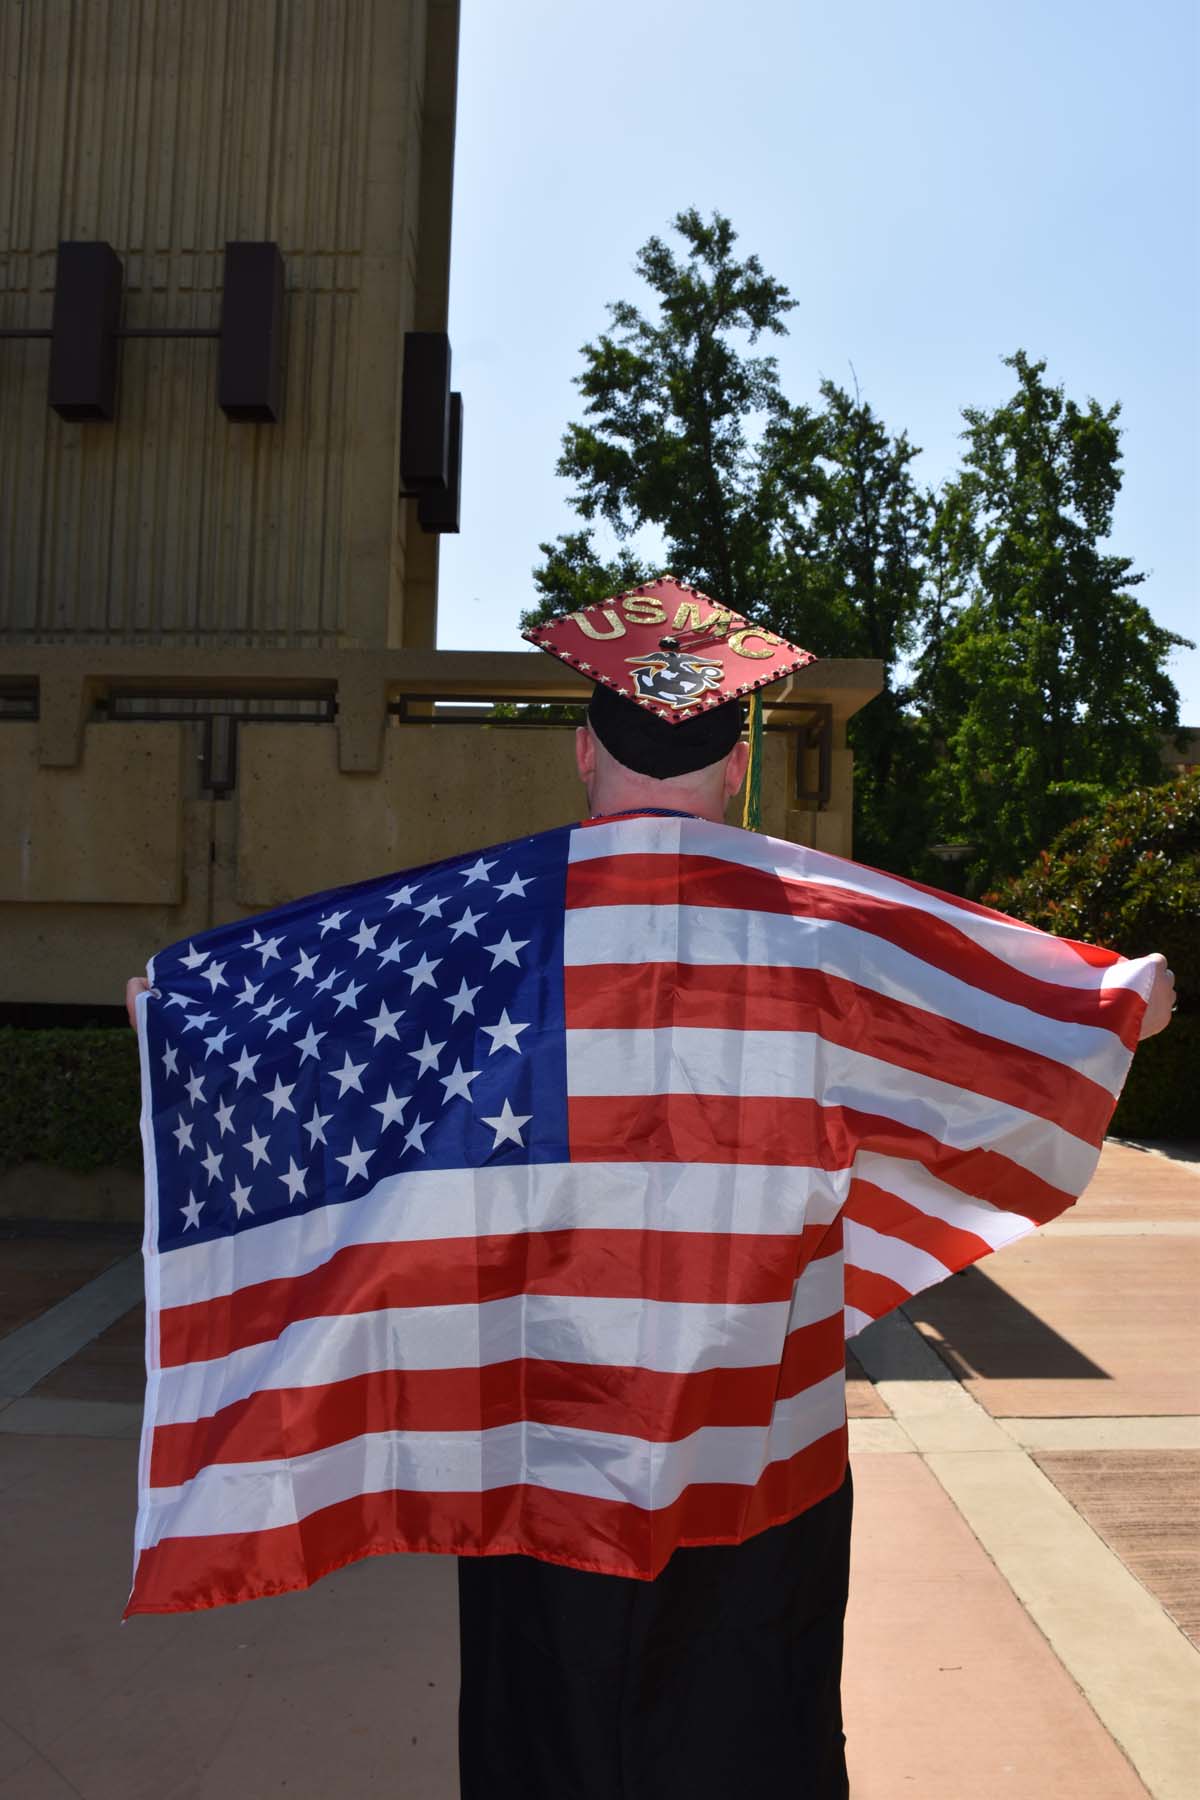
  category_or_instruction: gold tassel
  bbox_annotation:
[741,691,763,832]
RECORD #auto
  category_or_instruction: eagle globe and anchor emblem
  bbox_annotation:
[625,637,725,709]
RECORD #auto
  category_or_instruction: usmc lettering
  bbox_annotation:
[571,607,626,641]
[620,596,667,626]
[728,627,781,659]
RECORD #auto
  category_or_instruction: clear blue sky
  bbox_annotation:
[439,0,1199,721]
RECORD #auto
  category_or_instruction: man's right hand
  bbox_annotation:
[125,975,151,1034]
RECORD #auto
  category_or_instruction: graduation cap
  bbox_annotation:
[522,576,818,785]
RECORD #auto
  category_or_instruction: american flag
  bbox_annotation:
[126,808,1154,1615]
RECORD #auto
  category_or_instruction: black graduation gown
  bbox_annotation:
[457,1465,853,1800]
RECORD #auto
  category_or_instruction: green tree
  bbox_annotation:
[917,351,1190,889]
[527,207,820,628]
[525,211,936,872]
[782,380,934,871]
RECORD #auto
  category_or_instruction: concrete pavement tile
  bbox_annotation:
[0,1715,42,1785]
[907,1236,1200,1416]
[0,1431,460,1798]
[0,1748,86,1799]
[0,1233,133,1340]
[30,1304,146,1406]
[1073,1143,1200,1221]
[846,1347,889,1418]
[844,1454,1150,1799]
[1034,1449,1200,1647]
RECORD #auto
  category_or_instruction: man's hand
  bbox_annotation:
[125,975,151,1035]
[1138,954,1176,1042]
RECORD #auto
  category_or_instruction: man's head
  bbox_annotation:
[575,690,750,823]
[522,576,817,824]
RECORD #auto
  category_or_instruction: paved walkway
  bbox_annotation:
[0,1140,1196,1798]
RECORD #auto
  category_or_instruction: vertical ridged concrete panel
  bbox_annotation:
[0,0,450,648]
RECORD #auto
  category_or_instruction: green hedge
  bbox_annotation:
[0,1026,143,1175]
[985,771,1198,1141]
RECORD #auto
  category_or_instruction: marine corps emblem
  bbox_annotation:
[625,638,725,709]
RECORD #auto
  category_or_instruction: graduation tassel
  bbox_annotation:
[741,691,763,832]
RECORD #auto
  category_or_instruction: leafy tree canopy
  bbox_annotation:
[917,352,1192,886]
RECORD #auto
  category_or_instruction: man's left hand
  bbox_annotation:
[1138,954,1176,1042]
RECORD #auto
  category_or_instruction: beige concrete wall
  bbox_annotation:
[0,649,882,1006]
[0,0,458,651]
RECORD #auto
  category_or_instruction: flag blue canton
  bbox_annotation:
[145,827,574,1253]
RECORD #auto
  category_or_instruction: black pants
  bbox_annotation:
[457,1466,853,1800]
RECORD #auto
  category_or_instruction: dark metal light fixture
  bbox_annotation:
[0,240,286,422]
[399,331,452,492]
[417,391,463,534]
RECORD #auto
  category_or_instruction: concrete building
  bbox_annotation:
[0,0,881,1013]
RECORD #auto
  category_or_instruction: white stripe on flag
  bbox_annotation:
[156,1161,850,1310]
[565,902,1130,1094]
[140,1370,848,1546]
[570,817,1154,1003]
[566,1026,1096,1195]
[154,1252,847,1427]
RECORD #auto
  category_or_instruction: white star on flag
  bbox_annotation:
[230,1177,254,1218]
[291,947,320,984]
[233,977,262,1008]
[213,1097,236,1137]
[494,871,533,900]
[180,1191,204,1229]
[295,1022,327,1063]
[404,952,441,992]
[371,1086,409,1132]
[460,856,496,885]
[179,943,210,970]
[200,1144,224,1184]
[479,1099,532,1148]
[484,931,529,970]
[256,935,285,967]
[416,894,447,925]
[267,1006,299,1037]
[185,1069,206,1106]
[377,938,409,967]
[439,1060,481,1104]
[202,960,228,993]
[229,1046,260,1087]
[385,883,418,910]
[349,919,380,955]
[408,1033,445,1077]
[336,1139,376,1185]
[330,1052,367,1098]
[203,1025,234,1059]
[444,978,481,1022]
[480,1010,529,1054]
[333,977,365,1014]
[243,1126,271,1168]
[364,999,404,1044]
[303,1106,332,1149]
[161,1043,179,1076]
[318,909,347,937]
[278,1157,307,1203]
[449,907,484,942]
[264,1074,297,1117]
[403,1116,433,1156]
[172,1117,194,1153]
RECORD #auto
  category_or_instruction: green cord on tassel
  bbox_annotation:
[741,691,764,832]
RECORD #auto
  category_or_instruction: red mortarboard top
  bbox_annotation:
[522,576,818,723]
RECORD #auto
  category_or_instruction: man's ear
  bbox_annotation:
[723,739,750,797]
[575,725,596,785]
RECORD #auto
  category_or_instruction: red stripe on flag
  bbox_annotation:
[564,960,1114,1145]
[158,1227,836,1369]
[568,1093,1077,1225]
[150,1313,846,1488]
[566,854,1143,1045]
[126,1426,850,1613]
[843,1262,912,1321]
[842,1176,998,1270]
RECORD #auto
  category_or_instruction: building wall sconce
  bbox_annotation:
[398,330,462,534]
[0,239,286,423]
